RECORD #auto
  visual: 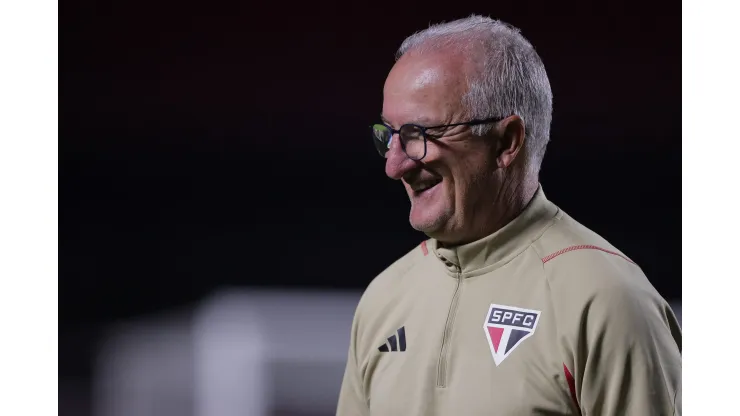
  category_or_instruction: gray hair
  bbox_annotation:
[396,15,553,175]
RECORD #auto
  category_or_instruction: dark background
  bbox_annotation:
[60,0,680,413]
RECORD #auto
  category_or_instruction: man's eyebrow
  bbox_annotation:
[380,114,439,127]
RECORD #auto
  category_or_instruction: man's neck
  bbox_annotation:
[438,178,539,247]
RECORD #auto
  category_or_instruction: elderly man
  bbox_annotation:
[337,15,681,416]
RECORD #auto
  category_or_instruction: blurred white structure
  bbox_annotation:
[93,289,681,416]
[93,289,360,416]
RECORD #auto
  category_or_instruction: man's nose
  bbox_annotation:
[385,135,420,180]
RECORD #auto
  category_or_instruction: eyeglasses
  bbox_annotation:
[371,117,505,161]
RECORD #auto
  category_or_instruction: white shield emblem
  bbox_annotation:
[483,303,541,366]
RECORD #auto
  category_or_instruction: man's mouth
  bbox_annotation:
[410,179,442,196]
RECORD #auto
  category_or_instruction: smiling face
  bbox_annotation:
[382,49,509,244]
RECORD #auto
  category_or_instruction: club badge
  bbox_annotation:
[483,303,541,366]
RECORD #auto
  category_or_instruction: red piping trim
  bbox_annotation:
[420,241,428,256]
[563,364,582,415]
[542,244,635,265]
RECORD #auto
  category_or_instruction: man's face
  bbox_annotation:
[382,50,505,244]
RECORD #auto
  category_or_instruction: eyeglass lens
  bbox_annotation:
[371,124,426,160]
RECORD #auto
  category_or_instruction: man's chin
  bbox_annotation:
[409,210,447,235]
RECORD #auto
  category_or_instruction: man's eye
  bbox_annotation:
[424,129,445,138]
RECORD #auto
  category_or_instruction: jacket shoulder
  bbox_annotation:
[532,211,680,358]
[532,211,656,298]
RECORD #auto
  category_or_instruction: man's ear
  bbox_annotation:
[495,115,526,169]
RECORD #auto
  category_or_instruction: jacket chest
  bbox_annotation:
[364,283,571,415]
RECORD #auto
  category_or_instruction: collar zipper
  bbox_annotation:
[436,265,462,388]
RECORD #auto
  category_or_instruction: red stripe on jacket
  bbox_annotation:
[563,364,582,415]
[542,245,635,264]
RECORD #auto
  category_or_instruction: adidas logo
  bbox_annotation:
[378,326,406,352]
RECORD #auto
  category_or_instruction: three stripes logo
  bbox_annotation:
[484,304,541,366]
[378,326,407,352]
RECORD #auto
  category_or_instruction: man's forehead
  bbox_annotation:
[381,51,467,126]
[389,65,445,90]
[385,53,461,91]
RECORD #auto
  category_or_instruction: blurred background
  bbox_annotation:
[60,0,680,415]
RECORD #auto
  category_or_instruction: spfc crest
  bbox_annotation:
[483,304,541,366]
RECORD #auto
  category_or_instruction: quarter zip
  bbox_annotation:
[436,266,462,388]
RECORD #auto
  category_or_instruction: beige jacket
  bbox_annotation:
[337,187,681,415]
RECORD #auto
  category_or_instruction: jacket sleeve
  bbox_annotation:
[336,305,370,416]
[569,281,682,416]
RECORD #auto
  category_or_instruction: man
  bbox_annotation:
[336,15,681,416]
